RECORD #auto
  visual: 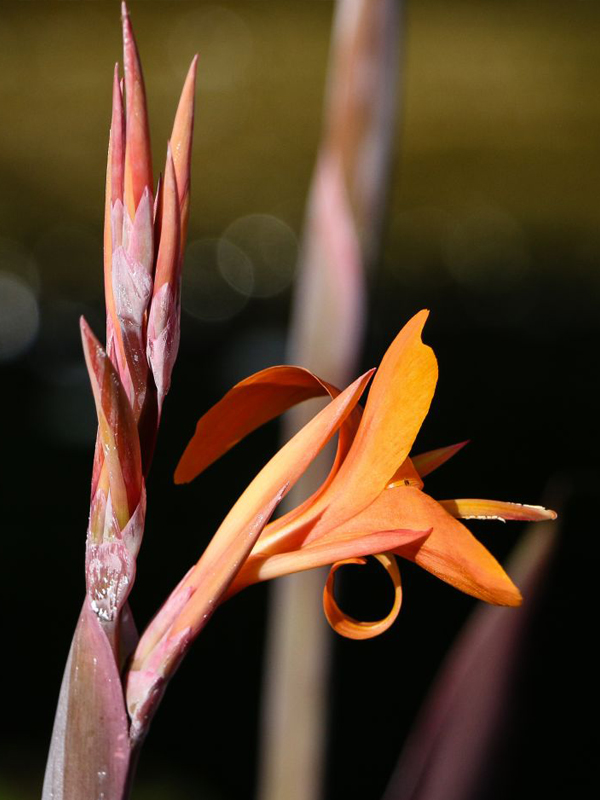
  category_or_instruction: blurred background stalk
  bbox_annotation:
[382,505,562,800]
[257,4,403,800]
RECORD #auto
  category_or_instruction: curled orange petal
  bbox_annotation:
[439,498,557,522]
[323,553,402,640]
[412,441,469,478]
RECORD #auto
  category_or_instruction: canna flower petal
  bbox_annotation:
[412,441,469,478]
[323,553,403,640]
[439,498,557,522]
[395,489,523,606]
[121,2,153,218]
[230,527,429,592]
[175,365,360,484]
[313,309,438,528]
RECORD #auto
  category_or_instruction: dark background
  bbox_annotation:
[0,2,596,798]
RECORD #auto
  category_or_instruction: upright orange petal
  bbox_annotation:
[316,310,438,527]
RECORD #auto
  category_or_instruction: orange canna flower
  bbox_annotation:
[127,310,555,734]
[174,310,556,639]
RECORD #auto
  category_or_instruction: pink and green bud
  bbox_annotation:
[81,317,146,650]
[81,318,142,530]
[147,148,181,409]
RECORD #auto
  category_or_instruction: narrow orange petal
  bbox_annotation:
[316,309,438,527]
[439,498,557,522]
[323,553,402,640]
[412,441,469,478]
[170,55,198,248]
[175,365,349,484]
[168,370,374,640]
[122,2,153,217]
[230,528,428,594]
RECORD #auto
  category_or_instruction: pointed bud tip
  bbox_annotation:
[80,316,101,351]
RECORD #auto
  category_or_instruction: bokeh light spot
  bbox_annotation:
[218,237,254,297]
[182,238,249,323]
[0,271,40,362]
[222,214,297,298]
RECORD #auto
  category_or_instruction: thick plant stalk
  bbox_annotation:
[43,6,196,798]
[257,3,403,800]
